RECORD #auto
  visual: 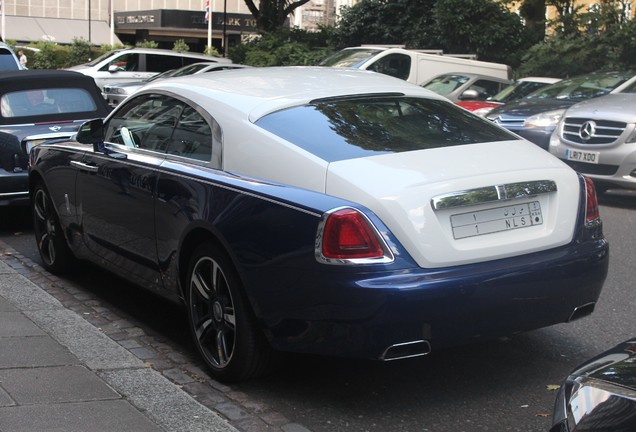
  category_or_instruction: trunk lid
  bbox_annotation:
[326,139,581,268]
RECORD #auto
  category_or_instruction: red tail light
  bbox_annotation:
[320,208,386,261]
[583,176,600,225]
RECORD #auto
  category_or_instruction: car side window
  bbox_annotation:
[467,80,508,100]
[168,105,217,164]
[100,53,140,72]
[146,54,183,73]
[104,94,217,164]
[367,54,411,81]
[105,94,184,153]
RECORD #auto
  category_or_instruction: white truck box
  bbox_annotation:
[320,46,511,85]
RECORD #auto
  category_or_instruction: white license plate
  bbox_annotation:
[565,148,599,164]
[451,201,543,239]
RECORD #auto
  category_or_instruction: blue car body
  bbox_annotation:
[30,141,608,360]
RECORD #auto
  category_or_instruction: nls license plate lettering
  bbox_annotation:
[451,201,543,239]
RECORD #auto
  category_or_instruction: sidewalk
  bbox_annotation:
[0,256,238,432]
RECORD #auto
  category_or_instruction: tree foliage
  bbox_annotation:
[332,0,531,68]
[229,28,331,66]
[243,0,312,32]
[518,0,636,77]
[432,0,530,65]
[67,38,93,65]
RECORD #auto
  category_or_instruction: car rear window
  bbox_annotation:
[255,96,516,162]
[1,88,98,118]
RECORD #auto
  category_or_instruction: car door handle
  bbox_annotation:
[71,161,99,173]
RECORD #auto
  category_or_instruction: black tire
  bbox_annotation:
[186,242,278,382]
[31,182,75,273]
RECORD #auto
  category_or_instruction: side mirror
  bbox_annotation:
[459,89,480,101]
[76,119,105,150]
[108,64,121,73]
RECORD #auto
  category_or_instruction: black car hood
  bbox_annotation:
[575,340,636,389]
[488,98,577,118]
[554,339,636,432]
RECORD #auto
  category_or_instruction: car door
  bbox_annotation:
[92,52,155,90]
[75,93,186,289]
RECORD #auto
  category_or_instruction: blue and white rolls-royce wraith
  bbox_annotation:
[28,67,609,382]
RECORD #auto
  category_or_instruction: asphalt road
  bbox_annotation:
[1,189,635,432]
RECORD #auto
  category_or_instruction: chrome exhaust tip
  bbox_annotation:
[380,340,431,361]
[568,302,596,322]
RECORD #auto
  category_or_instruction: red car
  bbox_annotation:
[458,77,560,116]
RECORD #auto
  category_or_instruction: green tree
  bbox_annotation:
[67,38,92,66]
[518,0,636,77]
[229,29,331,66]
[243,0,312,32]
[516,0,547,44]
[29,41,68,69]
[333,0,530,68]
[432,0,530,66]
[332,0,437,49]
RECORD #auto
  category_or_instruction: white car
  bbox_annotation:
[30,67,608,382]
[101,62,248,107]
[67,47,231,90]
[549,78,636,192]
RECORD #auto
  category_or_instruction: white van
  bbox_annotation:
[320,46,511,85]
[67,47,231,91]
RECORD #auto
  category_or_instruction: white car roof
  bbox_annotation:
[140,66,447,122]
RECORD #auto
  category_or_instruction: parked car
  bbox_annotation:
[102,62,248,107]
[457,77,561,116]
[486,71,636,149]
[548,80,636,192]
[0,70,110,206]
[29,67,608,382]
[0,42,23,71]
[551,338,636,431]
[67,47,231,91]
[420,72,512,102]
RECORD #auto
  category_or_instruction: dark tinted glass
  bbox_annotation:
[0,49,19,71]
[146,54,184,72]
[256,96,516,162]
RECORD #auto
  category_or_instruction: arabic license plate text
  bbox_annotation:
[451,201,543,239]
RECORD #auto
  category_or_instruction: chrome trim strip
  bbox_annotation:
[380,340,431,361]
[431,180,557,211]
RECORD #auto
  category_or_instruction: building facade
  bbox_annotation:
[0,0,258,54]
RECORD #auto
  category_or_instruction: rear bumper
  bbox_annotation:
[256,236,609,359]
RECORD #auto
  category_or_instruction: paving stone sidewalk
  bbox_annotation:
[0,241,311,432]
[0,250,239,432]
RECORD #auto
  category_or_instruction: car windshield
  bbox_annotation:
[319,48,383,68]
[523,73,633,102]
[488,80,551,103]
[83,49,123,66]
[0,88,98,118]
[256,95,516,162]
[421,74,471,96]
